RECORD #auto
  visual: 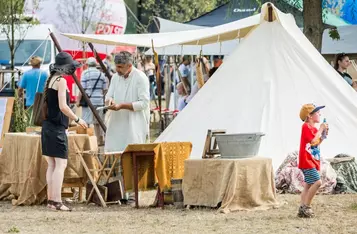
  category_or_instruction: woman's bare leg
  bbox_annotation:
[52,158,68,203]
[44,156,55,202]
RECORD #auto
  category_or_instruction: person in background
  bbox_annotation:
[334,53,354,87]
[143,56,156,99]
[213,55,224,68]
[178,55,191,93]
[144,56,156,82]
[18,56,48,110]
[77,57,107,145]
[42,52,87,211]
[176,82,188,111]
[103,54,115,76]
[185,65,218,103]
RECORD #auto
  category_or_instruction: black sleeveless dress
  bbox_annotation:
[41,77,70,159]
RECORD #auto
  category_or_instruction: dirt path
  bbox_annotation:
[1,193,357,234]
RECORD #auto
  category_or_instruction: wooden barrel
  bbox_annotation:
[164,190,173,205]
[171,179,184,208]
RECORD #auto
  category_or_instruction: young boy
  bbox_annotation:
[298,104,328,218]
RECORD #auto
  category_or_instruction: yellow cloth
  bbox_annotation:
[182,157,279,213]
[0,133,98,205]
[121,142,192,192]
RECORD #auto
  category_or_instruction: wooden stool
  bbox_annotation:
[202,129,226,158]
[80,151,123,207]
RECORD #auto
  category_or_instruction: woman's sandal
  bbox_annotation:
[53,201,72,212]
[47,200,56,209]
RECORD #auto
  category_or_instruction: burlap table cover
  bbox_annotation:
[0,133,98,205]
[182,157,279,213]
[121,142,192,192]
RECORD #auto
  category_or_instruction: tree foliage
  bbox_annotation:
[56,0,106,34]
[0,0,38,80]
[141,0,230,23]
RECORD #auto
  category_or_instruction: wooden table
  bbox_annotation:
[131,151,157,208]
[182,158,279,213]
[121,142,192,208]
[0,133,98,205]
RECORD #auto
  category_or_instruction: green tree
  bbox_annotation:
[139,0,230,32]
[0,0,39,88]
[267,0,339,51]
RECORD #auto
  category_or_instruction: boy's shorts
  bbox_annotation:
[301,168,320,184]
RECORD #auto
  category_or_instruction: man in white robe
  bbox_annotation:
[105,51,150,153]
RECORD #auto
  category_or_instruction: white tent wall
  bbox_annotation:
[155,4,357,170]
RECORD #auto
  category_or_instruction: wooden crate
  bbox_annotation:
[68,126,94,136]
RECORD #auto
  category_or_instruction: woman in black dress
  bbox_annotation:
[42,52,87,211]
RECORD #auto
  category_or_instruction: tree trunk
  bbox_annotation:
[303,0,323,52]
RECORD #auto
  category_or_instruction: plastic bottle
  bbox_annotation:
[321,118,327,140]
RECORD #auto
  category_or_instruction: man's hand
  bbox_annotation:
[105,98,114,106]
[108,103,121,111]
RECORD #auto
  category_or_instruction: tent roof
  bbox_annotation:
[187,1,303,27]
[62,13,261,48]
[155,3,357,170]
[144,24,357,56]
[154,17,204,33]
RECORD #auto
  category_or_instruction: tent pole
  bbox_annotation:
[87,42,112,81]
[49,30,107,133]
[268,3,273,22]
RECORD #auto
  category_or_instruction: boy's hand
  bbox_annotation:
[319,123,328,131]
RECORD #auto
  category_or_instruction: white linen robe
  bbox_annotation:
[104,67,150,152]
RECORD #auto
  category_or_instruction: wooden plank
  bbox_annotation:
[0,97,14,148]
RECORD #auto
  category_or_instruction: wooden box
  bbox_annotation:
[68,126,94,136]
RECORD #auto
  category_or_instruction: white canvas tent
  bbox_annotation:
[63,3,357,170]
[154,4,357,170]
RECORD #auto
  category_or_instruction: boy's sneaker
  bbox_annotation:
[297,205,314,218]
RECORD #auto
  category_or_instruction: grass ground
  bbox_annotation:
[1,192,357,234]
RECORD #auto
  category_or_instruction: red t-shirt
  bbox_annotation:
[298,122,321,171]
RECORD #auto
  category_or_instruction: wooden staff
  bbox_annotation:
[49,30,107,132]
[151,40,164,131]
[164,62,171,110]
[87,42,112,81]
